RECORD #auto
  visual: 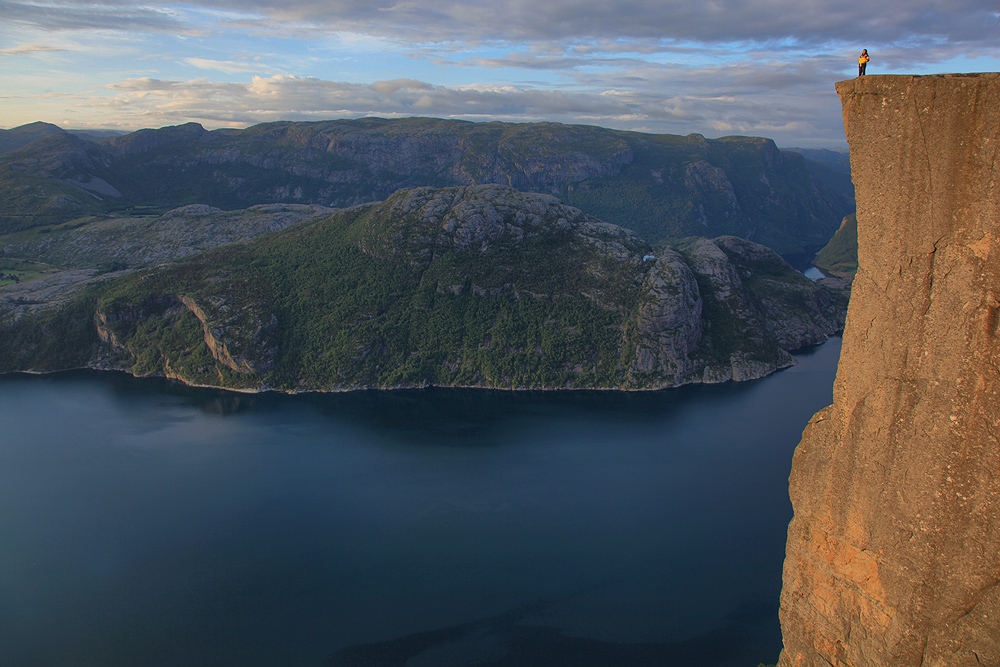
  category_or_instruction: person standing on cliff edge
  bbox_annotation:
[858,49,869,76]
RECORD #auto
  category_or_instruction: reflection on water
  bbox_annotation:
[0,338,841,667]
[329,599,776,667]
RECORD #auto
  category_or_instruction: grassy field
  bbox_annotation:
[0,258,58,286]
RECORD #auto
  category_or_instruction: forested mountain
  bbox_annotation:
[0,118,852,254]
[0,185,846,391]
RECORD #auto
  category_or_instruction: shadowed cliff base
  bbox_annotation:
[779,74,1000,665]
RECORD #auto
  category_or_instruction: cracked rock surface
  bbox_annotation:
[779,74,1000,667]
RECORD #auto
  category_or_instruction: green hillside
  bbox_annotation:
[1,185,847,391]
[813,213,858,275]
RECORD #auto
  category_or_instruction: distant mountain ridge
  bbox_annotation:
[783,147,850,172]
[0,117,853,254]
[0,122,65,154]
[0,121,125,154]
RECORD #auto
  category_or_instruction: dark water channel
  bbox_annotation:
[0,338,841,667]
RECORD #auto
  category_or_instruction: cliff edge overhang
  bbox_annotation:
[779,74,1000,666]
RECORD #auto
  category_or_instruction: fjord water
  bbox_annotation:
[0,338,841,667]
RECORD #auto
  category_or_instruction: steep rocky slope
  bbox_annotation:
[0,118,853,253]
[779,74,1000,665]
[1,185,845,391]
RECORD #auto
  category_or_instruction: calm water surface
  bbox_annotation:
[803,266,825,281]
[0,338,841,667]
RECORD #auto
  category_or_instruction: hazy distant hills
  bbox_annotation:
[0,185,846,391]
[0,121,125,154]
[783,147,851,172]
[0,118,853,255]
[0,122,65,154]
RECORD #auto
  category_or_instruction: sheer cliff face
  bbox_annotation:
[779,74,1000,665]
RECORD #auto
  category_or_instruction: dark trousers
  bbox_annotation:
[859,62,867,76]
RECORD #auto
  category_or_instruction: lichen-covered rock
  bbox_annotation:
[357,184,648,261]
[779,73,1000,667]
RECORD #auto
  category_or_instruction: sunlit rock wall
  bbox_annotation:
[779,74,1000,666]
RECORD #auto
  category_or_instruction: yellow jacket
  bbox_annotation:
[859,52,870,65]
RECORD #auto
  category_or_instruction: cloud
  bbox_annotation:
[8,1,999,56]
[5,0,996,146]
[454,53,648,71]
[109,77,186,91]
[93,70,848,146]
[184,57,262,73]
[202,0,1000,52]
[2,1,188,33]
[371,78,433,94]
[0,43,68,55]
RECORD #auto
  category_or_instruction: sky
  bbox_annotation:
[1,1,998,147]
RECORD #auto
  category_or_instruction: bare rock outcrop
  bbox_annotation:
[779,74,1000,666]
[1,203,330,272]
[629,246,703,383]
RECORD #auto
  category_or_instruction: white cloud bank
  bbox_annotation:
[95,67,847,146]
[6,0,997,47]
[2,0,998,145]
